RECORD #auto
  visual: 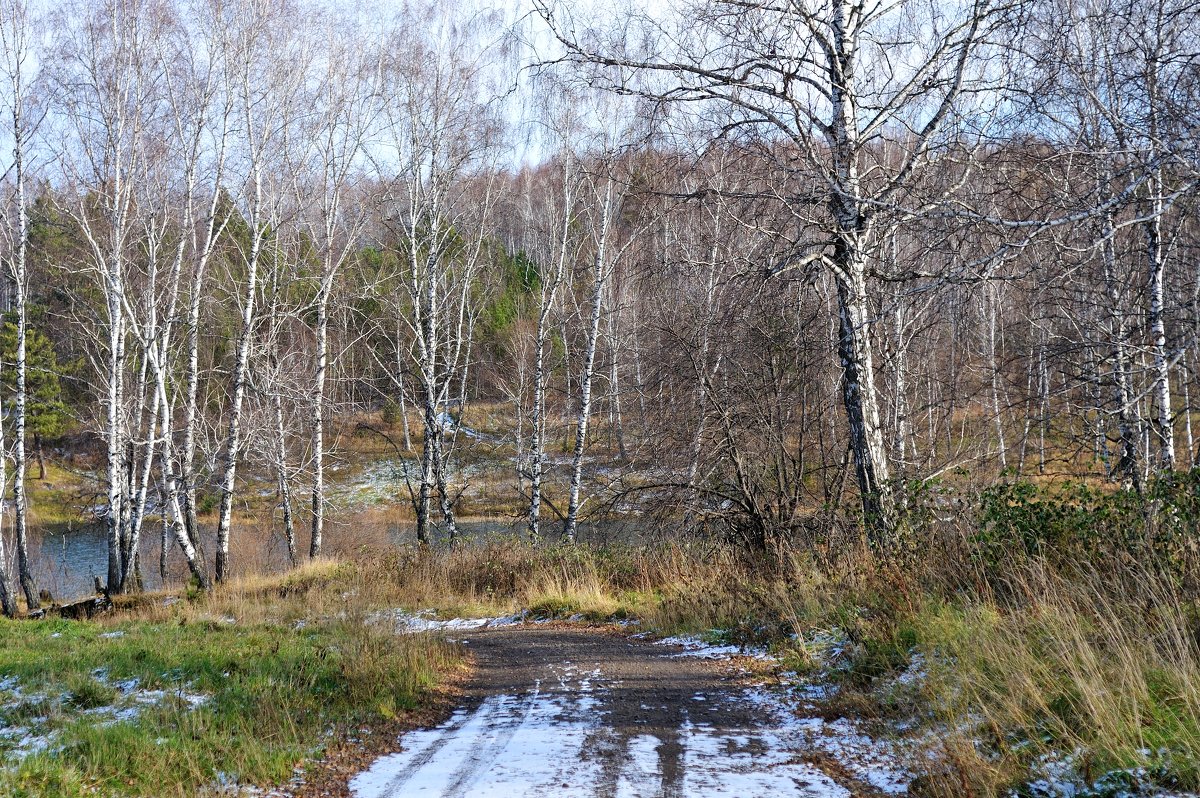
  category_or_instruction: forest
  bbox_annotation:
[0,0,1199,795]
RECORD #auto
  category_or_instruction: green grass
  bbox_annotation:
[900,585,1200,796]
[0,593,460,797]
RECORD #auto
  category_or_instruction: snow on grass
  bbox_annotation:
[791,714,911,794]
[1019,751,1200,798]
[894,652,928,687]
[654,634,773,661]
[377,609,527,634]
[0,670,209,763]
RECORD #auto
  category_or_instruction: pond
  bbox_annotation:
[25,515,657,603]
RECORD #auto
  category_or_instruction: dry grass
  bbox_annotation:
[348,539,788,633]
[907,564,1200,795]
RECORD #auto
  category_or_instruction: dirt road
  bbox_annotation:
[349,625,907,798]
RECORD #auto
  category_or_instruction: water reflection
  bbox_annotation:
[27,517,651,603]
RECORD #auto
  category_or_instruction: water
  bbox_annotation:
[385,518,653,547]
[31,524,172,603]
[27,516,655,603]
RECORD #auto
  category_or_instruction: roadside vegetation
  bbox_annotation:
[0,561,461,798]
[3,465,1200,796]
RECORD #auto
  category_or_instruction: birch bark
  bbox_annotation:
[528,159,574,541]
[0,0,37,606]
[563,178,612,543]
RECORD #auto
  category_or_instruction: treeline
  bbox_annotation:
[0,0,1197,611]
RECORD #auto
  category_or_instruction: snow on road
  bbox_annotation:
[350,634,906,798]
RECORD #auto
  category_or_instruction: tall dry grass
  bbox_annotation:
[905,561,1200,795]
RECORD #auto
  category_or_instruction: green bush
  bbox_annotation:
[973,473,1200,587]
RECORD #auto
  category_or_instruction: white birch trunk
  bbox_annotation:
[529,168,573,540]
[563,180,613,543]
[0,432,12,615]
[8,69,35,608]
[394,318,413,451]
[214,168,265,582]
[273,386,298,566]
[310,290,328,559]
[1147,166,1175,471]
[828,0,894,544]
[415,251,439,545]
[1101,197,1143,491]
[987,283,1007,470]
[0,357,14,615]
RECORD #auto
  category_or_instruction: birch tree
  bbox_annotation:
[536,0,1021,544]
[212,0,310,582]
[174,0,234,572]
[260,238,300,565]
[0,0,38,608]
[148,0,234,590]
[0,360,12,616]
[288,22,374,560]
[47,0,176,593]
[523,154,578,541]
[372,3,501,544]
[561,167,614,544]
[1027,0,1199,484]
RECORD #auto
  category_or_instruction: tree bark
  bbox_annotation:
[834,259,895,545]
[10,84,35,609]
[214,171,265,583]
[564,179,613,543]
[1147,166,1175,471]
[273,386,298,566]
[309,285,328,560]
[1101,197,1143,492]
[0,366,15,616]
[528,168,572,541]
[105,267,126,594]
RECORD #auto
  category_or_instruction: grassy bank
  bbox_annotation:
[0,561,462,798]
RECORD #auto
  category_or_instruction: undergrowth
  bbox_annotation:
[0,560,461,798]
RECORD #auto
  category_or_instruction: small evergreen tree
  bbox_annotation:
[0,318,71,478]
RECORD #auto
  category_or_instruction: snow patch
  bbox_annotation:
[1021,751,1200,798]
[350,658,902,797]
[351,689,606,798]
[790,714,911,794]
[655,635,772,661]
[680,715,850,797]
[378,609,526,634]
